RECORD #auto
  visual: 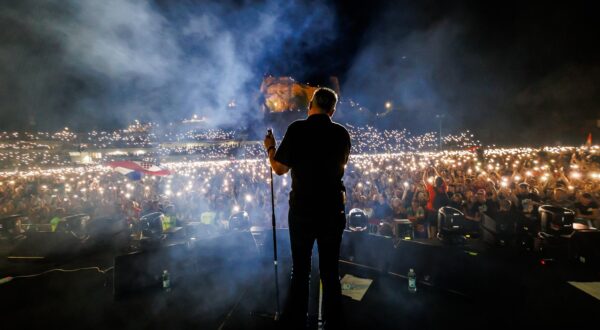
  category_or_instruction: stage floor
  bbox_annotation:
[1,241,599,330]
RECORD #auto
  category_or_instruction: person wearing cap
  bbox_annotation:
[464,189,496,233]
[449,192,464,210]
[465,189,488,222]
[515,182,541,213]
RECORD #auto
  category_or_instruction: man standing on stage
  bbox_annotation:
[264,87,351,329]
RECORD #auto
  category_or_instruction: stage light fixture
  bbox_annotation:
[538,205,574,238]
[437,206,468,244]
[348,208,368,232]
[229,211,250,231]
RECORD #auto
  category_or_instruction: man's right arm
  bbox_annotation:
[270,124,295,176]
[268,149,289,175]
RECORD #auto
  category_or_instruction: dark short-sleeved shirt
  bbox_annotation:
[573,201,599,216]
[469,200,497,217]
[275,114,351,215]
[373,202,393,220]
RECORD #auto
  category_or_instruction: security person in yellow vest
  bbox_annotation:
[161,205,177,232]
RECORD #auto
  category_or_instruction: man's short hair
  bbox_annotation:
[311,87,338,113]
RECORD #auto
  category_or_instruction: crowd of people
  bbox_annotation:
[344,147,600,238]
[0,120,480,169]
[1,138,598,239]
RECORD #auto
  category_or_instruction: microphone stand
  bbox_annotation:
[268,163,282,320]
[249,145,281,322]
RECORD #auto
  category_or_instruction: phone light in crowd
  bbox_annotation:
[427,177,434,184]
[514,175,522,181]
[245,194,252,202]
[526,171,533,177]
[385,101,392,109]
[233,205,240,213]
[357,182,363,188]
[403,181,409,187]
[570,172,582,179]
[125,193,131,199]
[501,181,508,188]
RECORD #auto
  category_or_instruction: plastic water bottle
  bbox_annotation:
[408,268,417,293]
[162,270,171,292]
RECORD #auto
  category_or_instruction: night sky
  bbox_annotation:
[0,0,598,144]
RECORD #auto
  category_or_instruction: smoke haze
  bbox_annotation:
[0,0,337,130]
[0,0,599,144]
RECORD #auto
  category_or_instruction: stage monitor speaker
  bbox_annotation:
[390,239,487,295]
[340,230,394,272]
[569,229,600,267]
[87,217,127,238]
[481,213,516,246]
[390,239,446,279]
[85,217,129,251]
[113,243,188,299]
[8,231,81,261]
[539,205,574,237]
[249,227,291,260]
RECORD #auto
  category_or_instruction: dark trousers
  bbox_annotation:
[284,209,345,328]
